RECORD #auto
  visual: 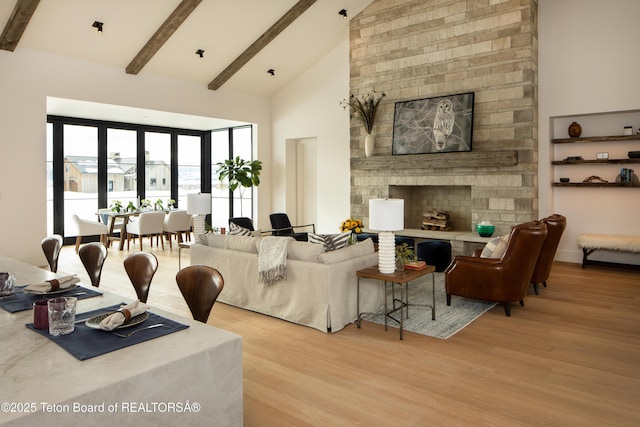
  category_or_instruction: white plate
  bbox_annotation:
[23,284,78,295]
[84,311,149,330]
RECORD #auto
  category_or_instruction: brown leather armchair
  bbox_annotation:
[445,221,548,316]
[530,214,567,294]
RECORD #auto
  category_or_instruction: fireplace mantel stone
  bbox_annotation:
[351,150,518,171]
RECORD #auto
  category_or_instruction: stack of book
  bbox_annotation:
[404,260,427,270]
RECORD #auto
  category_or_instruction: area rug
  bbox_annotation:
[361,272,496,339]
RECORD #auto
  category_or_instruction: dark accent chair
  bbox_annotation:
[123,252,158,303]
[530,214,567,294]
[445,221,548,316]
[78,242,108,288]
[229,217,255,231]
[175,265,224,323]
[41,234,63,273]
[269,213,315,242]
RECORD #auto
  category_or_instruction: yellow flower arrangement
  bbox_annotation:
[340,218,363,233]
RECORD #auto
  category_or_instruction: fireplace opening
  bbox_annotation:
[389,185,472,232]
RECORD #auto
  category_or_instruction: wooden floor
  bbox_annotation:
[58,242,640,427]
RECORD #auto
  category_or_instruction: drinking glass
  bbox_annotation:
[0,272,15,297]
[48,297,77,336]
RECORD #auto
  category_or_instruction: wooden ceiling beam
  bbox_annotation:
[126,0,202,75]
[208,0,317,91]
[0,0,41,52]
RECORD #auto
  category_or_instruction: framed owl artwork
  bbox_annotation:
[392,92,474,155]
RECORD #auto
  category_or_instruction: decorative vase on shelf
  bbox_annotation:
[568,122,582,138]
[364,133,375,157]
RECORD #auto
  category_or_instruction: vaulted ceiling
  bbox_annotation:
[0,0,373,98]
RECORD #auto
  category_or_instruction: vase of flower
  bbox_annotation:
[340,218,363,244]
[365,133,375,157]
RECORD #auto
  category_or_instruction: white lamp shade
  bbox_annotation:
[369,199,404,231]
[187,193,212,215]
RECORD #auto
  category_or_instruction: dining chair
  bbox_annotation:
[126,211,166,251]
[163,210,192,250]
[78,242,108,288]
[269,213,315,242]
[123,252,158,303]
[41,234,63,273]
[98,208,125,248]
[72,214,109,253]
[175,265,224,323]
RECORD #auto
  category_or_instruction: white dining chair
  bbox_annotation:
[98,208,125,248]
[163,210,192,249]
[127,211,166,251]
[72,214,109,254]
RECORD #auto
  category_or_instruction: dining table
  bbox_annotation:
[0,255,243,426]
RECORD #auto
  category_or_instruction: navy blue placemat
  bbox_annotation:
[0,286,103,313]
[26,303,190,360]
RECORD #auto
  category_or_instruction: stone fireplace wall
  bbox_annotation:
[349,0,539,236]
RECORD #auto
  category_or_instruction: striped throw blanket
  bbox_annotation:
[258,237,292,286]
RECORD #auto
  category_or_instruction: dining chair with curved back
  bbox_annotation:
[41,234,63,273]
[163,210,192,250]
[72,214,108,253]
[123,252,159,303]
[175,265,224,323]
[530,214,567,294]
[78,242,108,288]
[127,211,166,251]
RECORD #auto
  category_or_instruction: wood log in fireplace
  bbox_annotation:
[422,209,454,231]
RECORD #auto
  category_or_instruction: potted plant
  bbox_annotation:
[125,201,137,213]
[341,91,386,157]
[110,200,123,213]
[166,198,176,209]
[395,243,417,271]
[154,198,164,211]
[140,199,152,210]
[216,156,262,217]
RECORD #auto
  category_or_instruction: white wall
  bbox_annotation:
[0,48,272,264]
[271,35,351,234]
[539,0,640,264]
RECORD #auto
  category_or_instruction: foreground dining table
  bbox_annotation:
[0,255,243,426]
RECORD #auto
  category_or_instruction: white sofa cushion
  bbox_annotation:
[227,235,259,254]
[206,234,230,248]
[287,240,325,262]
[318,238,374,264]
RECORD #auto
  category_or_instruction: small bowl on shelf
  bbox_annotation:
[476,222,495,238]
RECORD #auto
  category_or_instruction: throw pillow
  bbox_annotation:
[308,232,351,252]
[229,222,253,236]
[318,238,374,264]
[480,234,510,258]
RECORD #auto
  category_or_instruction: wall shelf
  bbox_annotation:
[552,158,640,165]
[552,135,640,144]
[552,182,639,188]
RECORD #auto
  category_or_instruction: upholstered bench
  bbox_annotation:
[578,233,640,269]
[417,240,452,272]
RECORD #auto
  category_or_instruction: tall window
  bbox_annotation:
[210,125,254,227]
[107,128,137,209]
[144,132,171,208]
[177,134,201,209]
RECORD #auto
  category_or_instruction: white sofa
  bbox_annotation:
[189,234,384,333]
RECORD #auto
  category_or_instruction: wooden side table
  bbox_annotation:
[178,242,193,270]
[356,265,436,340]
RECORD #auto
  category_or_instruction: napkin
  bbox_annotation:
[24,275,80,293]
[99,300,150,331]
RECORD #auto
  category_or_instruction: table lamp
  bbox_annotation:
[187,193,212,236]
[369,198,404,274]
